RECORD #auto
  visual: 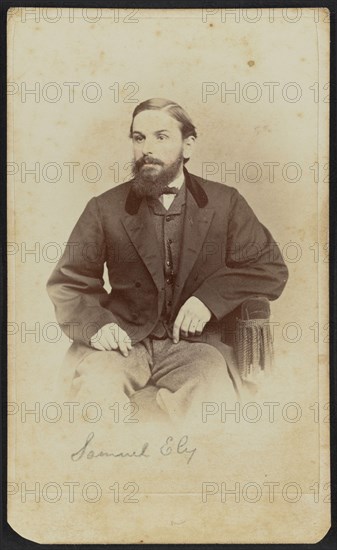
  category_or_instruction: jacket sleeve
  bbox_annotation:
[46,197,117,345]
[193,188,289,320]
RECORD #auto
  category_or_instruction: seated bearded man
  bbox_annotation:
[47,98,288,423]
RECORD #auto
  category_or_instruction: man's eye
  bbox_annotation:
[134,136,144,143]
[157,135,168,141]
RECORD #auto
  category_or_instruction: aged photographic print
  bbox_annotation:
[7,7,330,544]
[46,96,288,422]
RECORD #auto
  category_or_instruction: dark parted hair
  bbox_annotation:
[129,98,197,139]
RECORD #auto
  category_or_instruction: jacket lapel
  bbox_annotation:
[172,184,214,310]
[121,198,164,291]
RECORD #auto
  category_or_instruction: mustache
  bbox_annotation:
[135,156,164,169]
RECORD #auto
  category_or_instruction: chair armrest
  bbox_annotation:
[235,297,273,382]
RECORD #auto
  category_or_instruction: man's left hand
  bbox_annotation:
[173,296,212,343]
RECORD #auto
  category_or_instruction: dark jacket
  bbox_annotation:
[47,168,288,356]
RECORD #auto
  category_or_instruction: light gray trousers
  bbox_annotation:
[66,337,238,423]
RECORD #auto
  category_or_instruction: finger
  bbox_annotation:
[180,314,192,337]
[91,340,106,351]
[115,329,130,357]
[173,310,184,343]
[187,317,199,336]
[195,319,206,335]
[118,339,129,357]
[120,334,132,356]
[103,328,118,350]
[121,330,132,350]
[98,334,113,351]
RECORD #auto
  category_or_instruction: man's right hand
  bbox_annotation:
[90,323,132,357]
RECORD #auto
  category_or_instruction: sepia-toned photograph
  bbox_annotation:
[47,95,289,422]
[7,6,330,544]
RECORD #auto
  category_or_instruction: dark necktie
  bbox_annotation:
[160,185,179,196]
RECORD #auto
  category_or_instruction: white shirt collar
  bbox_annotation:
[159,171,185,210]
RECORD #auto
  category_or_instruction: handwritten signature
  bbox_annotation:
[71,432,197,464]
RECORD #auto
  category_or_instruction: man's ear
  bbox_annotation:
[183,135,196,161]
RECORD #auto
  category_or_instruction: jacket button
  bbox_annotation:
[135,281,141,288]
[166,215,172,222]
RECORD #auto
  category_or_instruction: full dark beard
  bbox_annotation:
[131,155,184,199]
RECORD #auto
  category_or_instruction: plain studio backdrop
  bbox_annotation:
[7,8,329,544]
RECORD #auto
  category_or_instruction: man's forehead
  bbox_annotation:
[132,110,180,133]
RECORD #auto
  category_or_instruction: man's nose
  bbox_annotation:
[141,138,155,156]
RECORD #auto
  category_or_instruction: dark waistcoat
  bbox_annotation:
[147,182,186,338]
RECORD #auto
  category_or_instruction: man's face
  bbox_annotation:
[131,110,185,183]
[132,111,184,180]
